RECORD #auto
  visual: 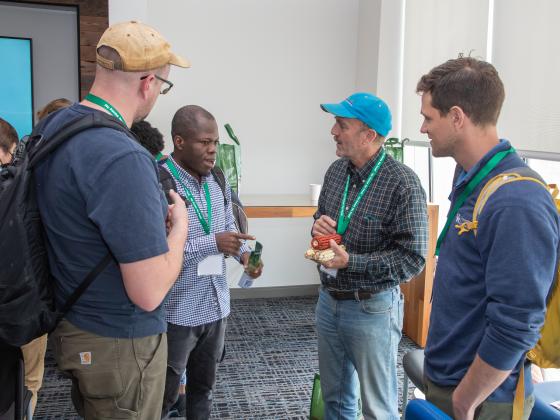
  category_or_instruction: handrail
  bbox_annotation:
[517,150,560,162]
[402,139,430,148]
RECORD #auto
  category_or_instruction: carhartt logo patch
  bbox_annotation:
[79,352,92,365]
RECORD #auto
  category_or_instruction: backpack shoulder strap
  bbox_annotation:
[28,112,130,169]
[157,158,180,205]
[210,167,248,233]
[27,112,129,315]
[479,167,558,420]
[211,167,228,206]
[59,253,114,315]
[472,169,549,235]
[158,159,174,183]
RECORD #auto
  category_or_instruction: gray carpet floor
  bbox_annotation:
[34,296,419,419]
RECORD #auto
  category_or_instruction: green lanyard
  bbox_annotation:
[85,93,126,124]
[165,159,212,235]
[435,147,515,255]
[337,148,386,235]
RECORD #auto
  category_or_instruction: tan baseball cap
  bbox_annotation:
[96,21,191,72]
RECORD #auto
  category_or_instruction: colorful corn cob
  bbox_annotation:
[311,234,342,250]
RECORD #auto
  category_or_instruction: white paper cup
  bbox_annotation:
[310,184,322,205]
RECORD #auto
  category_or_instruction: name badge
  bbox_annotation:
[197,254,224,276]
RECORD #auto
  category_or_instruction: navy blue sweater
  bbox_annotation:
[425,140,559,402]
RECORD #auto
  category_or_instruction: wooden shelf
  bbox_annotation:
[244,206,317,218]
[240,194,317,218]
[400,203,439,348]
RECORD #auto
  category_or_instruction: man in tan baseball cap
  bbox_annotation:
[36,20,191,419]
[96,20,190,72]
[85,20,190,125]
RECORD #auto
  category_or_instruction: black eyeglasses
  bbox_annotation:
[140,74,173,95]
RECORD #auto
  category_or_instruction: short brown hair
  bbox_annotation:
[36,98,72,122]
[416,57,505,126]
[0,117,18,153]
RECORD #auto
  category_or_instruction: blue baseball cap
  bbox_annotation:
[320,92,392,137]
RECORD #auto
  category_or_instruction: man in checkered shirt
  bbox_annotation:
[161,105,263,419]
[312,93,428,419]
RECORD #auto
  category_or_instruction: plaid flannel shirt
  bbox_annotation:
[314,149,428,292]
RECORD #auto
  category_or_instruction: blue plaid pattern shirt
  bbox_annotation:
[314,150,428,292]
[163,155,251,327]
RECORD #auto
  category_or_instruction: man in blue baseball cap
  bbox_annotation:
[320,92,392,136]
[312,92,428,419]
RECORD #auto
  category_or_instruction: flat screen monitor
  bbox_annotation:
[0,36,33,139]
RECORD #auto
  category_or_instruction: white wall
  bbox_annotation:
[493,0,560,154]
[109,0,147,24]
[110,0,375,196]
[108,0,382,287]
[380,0,560,230]
[392,0,490,227]
[376,0,405,138]
[225,217,320,288]
[356,0,382,93]
[401,0,489,145]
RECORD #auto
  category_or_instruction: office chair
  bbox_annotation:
[405,399,452,420]
[529,380,560,419]
[402,349,560,420]
[402,349,426,418]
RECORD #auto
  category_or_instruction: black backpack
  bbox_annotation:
[0,112,133,347]
[158,158,248,234]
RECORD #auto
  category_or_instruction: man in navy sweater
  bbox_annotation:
[416,57,559,419]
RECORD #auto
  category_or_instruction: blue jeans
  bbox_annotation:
[316,287,403,420]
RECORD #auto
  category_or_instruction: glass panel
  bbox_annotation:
[0,36,33,138]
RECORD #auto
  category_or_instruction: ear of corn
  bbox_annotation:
[311,234,342,250]
[304,245,346,262]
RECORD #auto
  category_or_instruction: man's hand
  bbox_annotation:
[451,355,512,420]
[312,215,337,236]
[215,232,255,256]
[166,190,188,236]
[241,252,264,278]
[451,391,476,420]
[321,239,349,269]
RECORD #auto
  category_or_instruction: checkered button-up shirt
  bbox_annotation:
[164,156,251,327]
[314,149,428,292]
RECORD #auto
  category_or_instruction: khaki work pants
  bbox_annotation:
[424,377,535,420]
[51,319,167,420]
[21,334,48,413]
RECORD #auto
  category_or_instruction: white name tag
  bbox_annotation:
[197,254,224,276]
[320,265,338,278]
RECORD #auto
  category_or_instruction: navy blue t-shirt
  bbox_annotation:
[35,104,169,338]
